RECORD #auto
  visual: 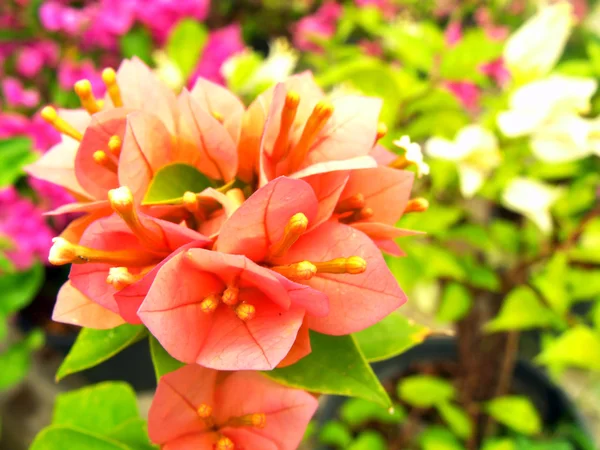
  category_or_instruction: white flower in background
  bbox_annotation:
[425,125,501,198]
[153,50,184,92]
[497,75,597,138]
[502,178,563,234]
[222,38,298,96]
[392,135,430,178]
[504,1,573,81]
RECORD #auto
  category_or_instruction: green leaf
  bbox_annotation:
[531,252,570,315]
[56,325,147,381]
[437,401,473,440]
[460,256,501,291]
[481,438,517,450]
[0,262,44,315]
[485,396,542,435]
[437,282,473,322]
[536,325,600,371]
[107,419,156,450]
[397,375,455,408]
[0,137,37,187]
[30,425,132,450]
[166,19,208,79]
[348,430,388,450]
[119,26,153,65]
[54,382,139,434]
[408,244,467,281]
[142,163,213,205]
[419,426,466,450]
[484,286,555,332]
[397,204,463,236]
[341,398,406,428]
[149,335,184,381]
[353,311,429,362]
[440,30,503,82]
[265,331,391,407]
[0,329,45,390]
[566,268,600,300]
[318,421,353,449]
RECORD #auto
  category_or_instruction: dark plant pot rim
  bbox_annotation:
[315,337,592,448]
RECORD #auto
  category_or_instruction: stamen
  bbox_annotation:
[93,150,118,173]
[269,213,308,258]
[74,79,100,114]
[271,91,300,161]
[335,194,365,214]
[215,436,234,450]
[235,303,256,321]
[226,413,267,429]
[270,261,317,281]
[339,207,374,224]
[389,155,410,170]
[287,100,334,173]
[404,198,429,214]
[102,68,123,107]
[212,111,224,123]
[108,135,122,157]
[182,191,200,213]
[106,267,143,290]
[225,188,245,213]
[376,122,387,141]
[197,403,213,418]
[40,106,82,141]
[49,237,159,267]
[108,187,166,249]
[313,256,367,275]
[200,294,221,314]
[222,282,240,306]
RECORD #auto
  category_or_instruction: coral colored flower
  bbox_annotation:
[293,1,342,52]
[216,177,406,336]
[148,364,318,450]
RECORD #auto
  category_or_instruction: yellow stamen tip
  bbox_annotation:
[314,100,334,119]
[108,135,122,156]
[271,261,317,281]
[212,111,224,123]
[376,122,388,140]
[108,186,134,214]
[182,191,199,213]
[248,413,267,429]
[215,437,234,450]
[269,213,308,258]
[288,213,308,234]
[74,79,92,97]
[335,193,365,214]
[235,303,256,321]
[200,294,220,314]
[102,67,123,107]
[345,256,367,274]
[48,237,78,265]
[404,198,429,214]
[357,207,374,221]
[101,67,117,85]
[93,150,108,164]
[106,267,137,290]
[222,285,240,306]
[285,91,300,109]
[41,106,58,123]
[197,403,213,418]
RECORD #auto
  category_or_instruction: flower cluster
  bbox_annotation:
[30,58,423,448]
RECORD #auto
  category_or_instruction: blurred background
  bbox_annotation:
[1,1,600,449]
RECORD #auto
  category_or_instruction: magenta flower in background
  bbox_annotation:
[16,41,60,78]
[58,59,105,97]
[135,0,210,43]
[39,1,93,36]
[444,81,480,112]
[293,1,342,52]
[188,24,245,85]
[0,187,55,271]
[2,78,40,108]
[445,21,462,47]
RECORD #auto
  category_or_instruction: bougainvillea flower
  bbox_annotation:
[332,166,419,256]
[136,247,318,370]
[149,365,318,450]
[293,1,342,52]
[217,176,407,335]
[48,187,210,321]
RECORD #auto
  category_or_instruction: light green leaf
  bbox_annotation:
[440,30,503,82]
[460,256,501,291]
[265,332,391,407]
[536,325,600,371]
[0,137,37,187]
[318,421,353,449]
[484,286,555,332]
[485,396,541,435]
[56,325,147,381]
[566,268,600,300]
[397,375,455,408]
[107,418,156,450]
[166,19,208,79]
[341,398,406,428]
[30,425,132,450]
[397,204,463,236]
[437,401,473,440]
[353,311,429,362]
[0,329,45,390]
[119,26,153,65]
[481,438,517,450]
[531,252,570,315]
[0,262,44,314]
[142,163,213,205]
[437,283,473,322]
[419,426,466,450]
[348,430,388,450]
[149,335,185,381]
[53,382,139,435]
